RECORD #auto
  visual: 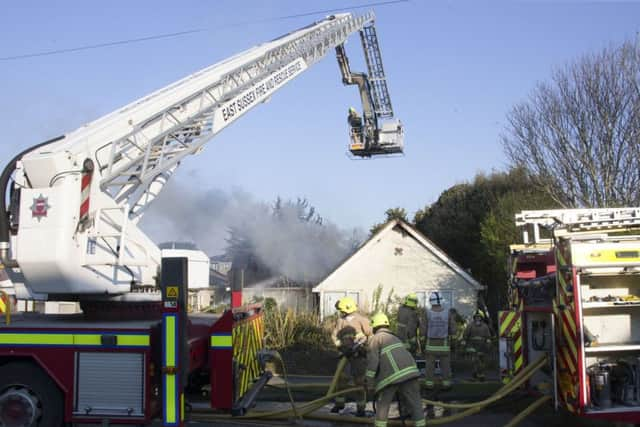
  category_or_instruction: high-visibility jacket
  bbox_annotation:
[396,305,419,342]
[421,306,457,352]
[332,312,372,349]
[366,328,420,393]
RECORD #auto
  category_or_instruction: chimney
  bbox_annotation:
[230,267,244,309]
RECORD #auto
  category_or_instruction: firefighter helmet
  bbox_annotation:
[429,292,442,306]
[335,296,357,314]
[371,312,390,329]
[404,293,418,308]
[473,310,485,320]
[349,106,357,115]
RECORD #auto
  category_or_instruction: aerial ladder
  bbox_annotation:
[0,11,401,304]
[0,12,403,427]
[336,24,403,157]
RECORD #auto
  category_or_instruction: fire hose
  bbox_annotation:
[192,352,550,425]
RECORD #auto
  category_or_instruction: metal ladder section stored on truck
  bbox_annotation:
[501,208,640,424]
[0,11,401,427]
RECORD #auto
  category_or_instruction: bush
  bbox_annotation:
[263,307,333,352]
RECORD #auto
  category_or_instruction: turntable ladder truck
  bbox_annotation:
[0,12,401,427]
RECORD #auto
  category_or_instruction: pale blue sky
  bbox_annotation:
[1,1,639,235]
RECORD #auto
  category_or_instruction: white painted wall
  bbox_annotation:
[314,223,480,319]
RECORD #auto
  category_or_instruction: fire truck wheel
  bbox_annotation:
[0,361,63,427]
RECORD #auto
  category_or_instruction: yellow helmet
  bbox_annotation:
[404,293,418,308]
[335,296,357,314]
[349,107,357,114]
[371,312,390,329]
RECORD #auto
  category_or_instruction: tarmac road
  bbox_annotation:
[177,396,616,427]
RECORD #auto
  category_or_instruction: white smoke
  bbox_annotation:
[140,176,365,282]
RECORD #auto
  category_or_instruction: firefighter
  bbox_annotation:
[461,310,493,381]
[332,296,372,416]
[348,107,362,128]
[422,292,457,390]
[366,312,425,427]
[397,293,420,355]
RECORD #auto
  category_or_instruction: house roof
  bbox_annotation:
[313,219,484,291]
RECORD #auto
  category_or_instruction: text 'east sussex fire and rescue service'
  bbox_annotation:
[212,58,308,133]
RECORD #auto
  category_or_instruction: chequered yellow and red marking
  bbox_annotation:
[232,312,265,399]
[554,246,580,413]
[499,304,524,380]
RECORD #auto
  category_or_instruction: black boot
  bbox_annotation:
[330,405,343,414]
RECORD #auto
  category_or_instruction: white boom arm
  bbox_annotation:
[3,12,377,300]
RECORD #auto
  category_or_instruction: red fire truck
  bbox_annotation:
[500,208,640,423]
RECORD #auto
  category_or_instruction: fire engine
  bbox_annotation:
[500,208,640,423]
[0,11,401,426]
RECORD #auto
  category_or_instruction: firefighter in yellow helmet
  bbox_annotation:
[397,293,420,355]
[422,292,457,390]
[461,310,492,381]
[331,296,372,416]
[366,312,425,427]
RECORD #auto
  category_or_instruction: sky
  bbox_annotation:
[1,0,639,253]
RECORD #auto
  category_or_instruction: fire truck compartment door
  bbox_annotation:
[74,352,145,417]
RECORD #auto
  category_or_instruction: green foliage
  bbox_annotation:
[415,168,558,316]
[263,306,333,351]
[370,284,401,330]
[370,207,409,236]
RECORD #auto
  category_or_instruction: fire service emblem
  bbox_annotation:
[30,195,50,221]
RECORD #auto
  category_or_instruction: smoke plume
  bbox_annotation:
[141,176,365,282]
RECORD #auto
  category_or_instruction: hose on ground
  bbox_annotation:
[271,351,300,419]
[422,354,548,409]
[192,386,363,421]
[503,394,551,427]
[192,355,358,421]
[193,353,548,425]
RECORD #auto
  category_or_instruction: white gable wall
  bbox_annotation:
[314,224,479,319]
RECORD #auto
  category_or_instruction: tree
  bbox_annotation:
[502,39,640,208]
[414,168,557,316]
[370,207,408,235]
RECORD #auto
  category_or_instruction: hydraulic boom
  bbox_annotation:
[0,12,401,302]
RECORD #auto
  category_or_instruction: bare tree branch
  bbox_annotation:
[502,39,640,207]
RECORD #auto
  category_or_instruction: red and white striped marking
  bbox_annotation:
[79,159,94,227]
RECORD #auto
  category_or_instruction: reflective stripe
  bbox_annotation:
[366,370,376,378]
[210,334,232,348]
[425,344,449,352]
[0,332,149,347]
[164,314,177,424]
[381,342,404,354]
[386,351,400,373]
[375,420,387,427]
[377,365,419,391]
[415,419,426,427]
